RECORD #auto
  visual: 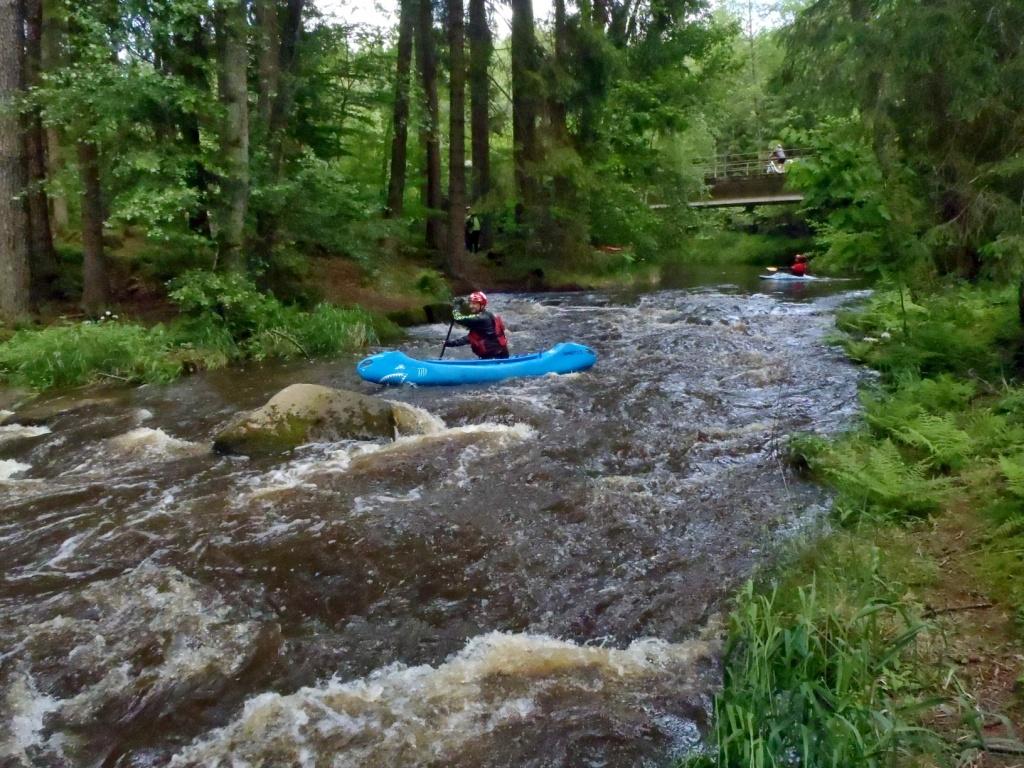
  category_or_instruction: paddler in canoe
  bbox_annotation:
[442,291,510,359]
[790,253,809,276]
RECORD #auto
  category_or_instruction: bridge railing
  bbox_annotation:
[701,148,813,181]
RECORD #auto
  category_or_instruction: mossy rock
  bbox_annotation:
[212,383,437,456]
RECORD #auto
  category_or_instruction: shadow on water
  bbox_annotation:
[0,268,870,767]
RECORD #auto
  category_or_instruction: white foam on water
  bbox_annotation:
[106,427,207,461]
[171,631,714,768]
[0,671,60,762]
[45,531,90,567]
[352,487,424,515]
[0,408,13,421]
[0,459,31,482]
[3,564,263,749]
[241,422,535,501]
[0,423,51,447]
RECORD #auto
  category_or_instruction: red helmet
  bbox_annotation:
[469,291,488,306]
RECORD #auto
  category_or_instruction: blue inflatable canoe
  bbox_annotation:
[357,342,597,386]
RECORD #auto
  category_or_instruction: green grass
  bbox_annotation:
[0,320,181,389]
[683,532,964,768]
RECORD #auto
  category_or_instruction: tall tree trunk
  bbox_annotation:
[386,0,415,217]
[510,0,540,212]
[256,0,304,260]
[254,0,280,131]
[77,140,107,313]
[173,16,212,239]
[269,0,304,141]
[415,0,443,250]
[24,0,57,296]
[41,8,67,231]
[0,0,32,321]
[468,0,491,246]
[446,0,466,274]
[45,129,68,230]
[215,0,250,272]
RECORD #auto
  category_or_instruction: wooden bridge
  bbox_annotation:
[687,149,810,209]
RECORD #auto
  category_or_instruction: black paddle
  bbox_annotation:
[439,318,455,359]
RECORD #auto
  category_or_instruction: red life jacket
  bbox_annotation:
[468,313,508,358]
[791,261,808,276]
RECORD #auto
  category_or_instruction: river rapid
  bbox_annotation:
[1,273,868,767]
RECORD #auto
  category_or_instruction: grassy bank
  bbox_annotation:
[0,270,403,391]
[689,284,1024,766]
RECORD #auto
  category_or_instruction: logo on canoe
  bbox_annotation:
[417,367,428,377]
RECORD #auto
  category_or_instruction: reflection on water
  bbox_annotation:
[0,268,868,766]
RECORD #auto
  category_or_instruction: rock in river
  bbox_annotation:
[213,383,439,456]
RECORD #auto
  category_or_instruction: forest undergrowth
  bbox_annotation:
[688,284,1024,767]
[0,270,401,390]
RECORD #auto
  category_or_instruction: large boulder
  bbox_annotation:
[213,383,439,456]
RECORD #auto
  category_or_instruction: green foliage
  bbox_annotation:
[778,0,1024,278]
[784,118,931,279]
[0,272,382,391]
[169,270,287,342]
[998,454,1024,499]
[667,229,811,266]
[809,437,952,522]
[0,320,179,389]
[836,286,1021,382]
[168,270,378,361]
[695,567,942,768]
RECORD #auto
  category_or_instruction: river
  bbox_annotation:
[0,269,868,767]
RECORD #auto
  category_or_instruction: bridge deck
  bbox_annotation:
[689,192,804,208]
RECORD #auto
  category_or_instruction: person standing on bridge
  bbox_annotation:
[767,144,787,174]
[443,291,510,359]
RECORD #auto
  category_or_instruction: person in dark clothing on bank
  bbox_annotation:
[443,291,509,359]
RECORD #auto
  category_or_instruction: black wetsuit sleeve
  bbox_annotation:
[452,309,494,334]
[446,334,470,347]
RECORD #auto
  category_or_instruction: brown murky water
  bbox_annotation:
[0,271,868,767]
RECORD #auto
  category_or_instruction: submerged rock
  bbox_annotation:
[11,394,121,424]
[213,383,437,455]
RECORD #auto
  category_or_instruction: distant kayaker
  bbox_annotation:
[444,291,510,359]
[791,253,809,276]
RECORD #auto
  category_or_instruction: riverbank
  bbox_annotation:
[690,284,1024,766]
[1,228,813,395]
